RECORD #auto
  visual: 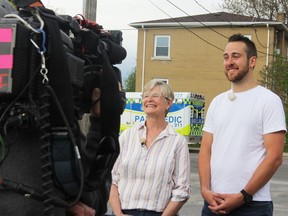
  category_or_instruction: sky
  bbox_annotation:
[42,0,223,80]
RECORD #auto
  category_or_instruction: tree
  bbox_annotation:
[124,67,136,92]
[259,54,288,109]
[221,0,288,21]
[259,54,288,143]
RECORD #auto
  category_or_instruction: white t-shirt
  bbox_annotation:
[203,85,287,201]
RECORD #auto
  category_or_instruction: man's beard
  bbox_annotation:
[225,64,249,83]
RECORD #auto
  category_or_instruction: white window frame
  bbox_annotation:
[153,35,171,60]
[243,35,252,40]
[152,78,169,84]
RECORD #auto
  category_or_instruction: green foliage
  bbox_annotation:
[124,67,136,92]
[260,55,288,103]
[259,54,288,144]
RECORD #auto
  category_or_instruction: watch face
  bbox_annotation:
[245,194,253,203]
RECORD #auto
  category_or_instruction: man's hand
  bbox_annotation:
[201,188,222,210]
[66,202,95,216]
[208,192,244,214]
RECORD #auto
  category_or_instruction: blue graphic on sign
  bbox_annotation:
[134,115,146,122]
[166,116,182,123]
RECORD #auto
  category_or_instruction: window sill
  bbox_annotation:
[151,57,171,61]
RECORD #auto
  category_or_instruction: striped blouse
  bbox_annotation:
[111,121,191,212]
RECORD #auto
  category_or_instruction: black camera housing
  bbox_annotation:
[0,7,127,129]
[0,4,125,208]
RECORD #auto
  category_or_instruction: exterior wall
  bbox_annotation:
[135,26,276,112]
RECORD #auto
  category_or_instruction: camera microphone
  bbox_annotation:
[228,92,236,101]
[140,138,146,147]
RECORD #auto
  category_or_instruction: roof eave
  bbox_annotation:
[129,21,288,32]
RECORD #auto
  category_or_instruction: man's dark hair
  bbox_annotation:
[228,34,257,59]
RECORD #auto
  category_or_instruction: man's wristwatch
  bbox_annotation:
[240,189,253,204]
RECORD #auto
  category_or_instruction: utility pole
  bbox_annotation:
[83,0,97,21]
[80,0,98,134]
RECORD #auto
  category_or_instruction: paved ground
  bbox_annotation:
[107,153,288,216]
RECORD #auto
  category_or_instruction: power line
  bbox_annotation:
[148,0,223,51]
[192,0,269,50]
[148,0,283,59]
[167,0,228,39]
[193,0,213,14]
[169,0,269,51]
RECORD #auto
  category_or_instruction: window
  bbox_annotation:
[243,35,252,40]
[154,35,170,60]
[153,78,168,84]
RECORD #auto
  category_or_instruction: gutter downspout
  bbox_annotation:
[141,25,146,91]
[265,24,270,86]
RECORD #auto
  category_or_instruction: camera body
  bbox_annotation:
[0,17,42,130]
[0,8,127,130]
[0,4,125,207]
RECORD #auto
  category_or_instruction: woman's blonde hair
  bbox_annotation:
[142,80,175,101]
[142,80,174,116]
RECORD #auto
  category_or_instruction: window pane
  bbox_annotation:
[156,47,168,56]
[157,37,168,46]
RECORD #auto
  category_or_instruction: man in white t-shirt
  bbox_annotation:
[198,33,287,216]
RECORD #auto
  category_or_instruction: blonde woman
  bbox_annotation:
[109,80,191,216]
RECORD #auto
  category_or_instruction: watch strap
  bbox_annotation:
[240,189,253,203]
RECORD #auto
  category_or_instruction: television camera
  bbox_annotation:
[0,1,126,214]
[0,7,127,126]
